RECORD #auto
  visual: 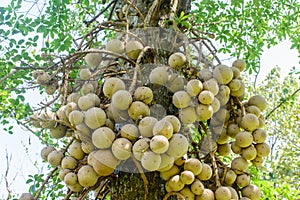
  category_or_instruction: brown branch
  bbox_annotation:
[125,0,145,22]
[210,151,221,187]
[131,154,149,200]
[144,0,160,27]
[63,190,74,200]
[5,149,13,200]
[33,167,58,200]
[266,88,300,119]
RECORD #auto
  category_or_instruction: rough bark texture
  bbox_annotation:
[107,0,192,199]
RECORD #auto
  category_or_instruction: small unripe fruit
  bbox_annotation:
[197,163,212,181]
[125,40,143,60]
[102,77,126,98]
[168,52,187,70]
[47,150,64,167]
[41,146,55,161]
[111,90,132,110]
[215,186,231,200]
[213,65,233,84]
[111,138,132,160]
[85,49,102,68]
[152,119,173,139]
[132,138,150,161]
[186,79,203,97]
[138,116,158,138]
[232,59,246,71]
[134,86,153,104]
[77,165,99,188]
[79,68,91,80]
[61,156,78,169]
[167,134,189,158]
[184,158,202,175]
[64,172,78,186]
[150,135,170,154]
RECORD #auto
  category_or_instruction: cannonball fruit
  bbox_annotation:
[85,49,102,68]
[141,151,161,171]
[125,40,143,60]
[168,52,186,70]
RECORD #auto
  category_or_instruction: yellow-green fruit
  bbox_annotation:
[245,105,261,117]
[168,175,185,192]
[196,188,215,200]
[61,156,78,169]
[215,186,231,200]
[160,165,180,180]
[102,77,126,98]
[67,93,81,104]
[199,68,213,81]
[235,131,253,148]
[211,97,220,113]
[81,83,95,95]
[110,105,130,123]
[227,186,239,200]
[236,174,250,188]
[58,169,71,181]
[167,134,189,158]
[174,154,187,166]
[149,66,169,85]
[41,146,55,161]
[191,179,204,195]
[77,95,94,111]
[85,49,102,68]
[47,150,64,167]
[68,110,84,126]
[248,95,267,111]
[134,86,153,104]
[120,124,139,141]
[217,143,231,156]
[231,141,242,154]
[184,158,202,176]
[68,182,83,192]
[92,149,118,176]
[203,78,219,95]
[45,84,57,95]
[132,138,150,161]
[163,115,181,133]
[252,156,264,166]
[65,102,78,116]
[106,39,124,54]
[240,198,251,200]
[231,66,241,79]
[213,65,233,84]
[255,142,270,157]
[92,127,115,149]
[227,123,240,138]
[128,101,150,120]
[19,193,34,200]
[125,40,143,60]
[64,172,78,186]
[186,79,203,97]
[179,106,197,124]
[228,79,242,91]
[68,142,85,160]
[230,82,245,97]
[37,72,51,85]
[196,104,214,121]
[166,74,185,92]
[242,145,257,160]
[224,169,237,185]
[198,90,214,105]
[79,68,91,80]
[168,52,187,70]
[77,165,99,188]
[111,138,132,160]
[138,116,158,138]
[240,113,259,132]
[180,186,195,200]
[157,154,174,172]
[232,59,246,71]
[85,107,107,129]
[216,128,229,145]
[152,119,173,139]
[81,141,95,154]
[253,129,267,143]
[231,156,248,174]
[111,90,132,110]
[197,163,212,181]
[141,151,161,171]
[216,85,231,106]
[180,170,195,184]
[242,184,261,200]
[150,135,170,154]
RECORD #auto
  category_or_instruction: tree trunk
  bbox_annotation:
[108,0,192,199]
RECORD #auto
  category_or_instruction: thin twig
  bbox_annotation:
[125,0,145,22]
[33,167,58,200]
[144,0,160,27]
[131,154,149,200]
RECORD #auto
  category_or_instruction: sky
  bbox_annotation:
[0,1,299,199]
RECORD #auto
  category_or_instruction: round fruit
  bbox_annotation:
[45,84,57,95]
[211,97,220,113]
[106,39,124,54]
[61,156,77,169]
[213,65,233,84]
[231,82,245,97]
[196,188,214,200]
[134,86,153,104]
[111,90,132,110]
[252,156,264,166]
[231,66,241,78]
[180,170,195,184]
[242,184,261,200]
[128,101,150,120]
[199,68,213,81]
[81,83,95,94]
[152,119,173,139]
[84,107,106,129]
[157,154,174,172]
[215,186,231,200]
[149,66,169,85]
[167,134,189,158]
[184,158,202,175]
[248,95,267,111]
[141,151,161,171]
[37,72,51,85]
[111,138,132,160]
[160,165,180,181]
[196,104,214,121]
[132,138,151,161]
[64,172,78,186]
[245,105,261,117]
[191,179,204,195]
[174,154,187,166]
[92,127,115,149]
[163,115,181,133]
[77,95,95,111]
[79,68,91,80]
[47,150,64,167]
[186,79,203,97]
[228,79,242,91]
[68,182,83,192]
[168,52,187,70]
[236,174,250,188]
[179,106,197,124]
[41,146,55,161]
[180,186,195,200]
[240,113,259,131]
[217,143,231,156]
[198,90,214,105]
[68,142,85,160]
[138,116,158,138]
[77,165,99,188]
[168,174,185,192]
[255,142,270,157]
[85,49,102,68]
[120,124,139,141]
[150,135,170,154]
[166,74,185,92]
[58,168,71,181]
[67,93,81,104]
[19,193,34,200]
[227,186,239,200]
[102,77,126,98]
[242,145,257,160]
[235,131,253,148]
[227,123,240,138]
[231,156,248,174]
[224,169,237,185]
[197,163,212,181]
[92,149,118,176]
[203,78,219,95]
[232,59,246,71]
[125,40,143,60]
[231,141,242,154]
[68,110,84,126]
